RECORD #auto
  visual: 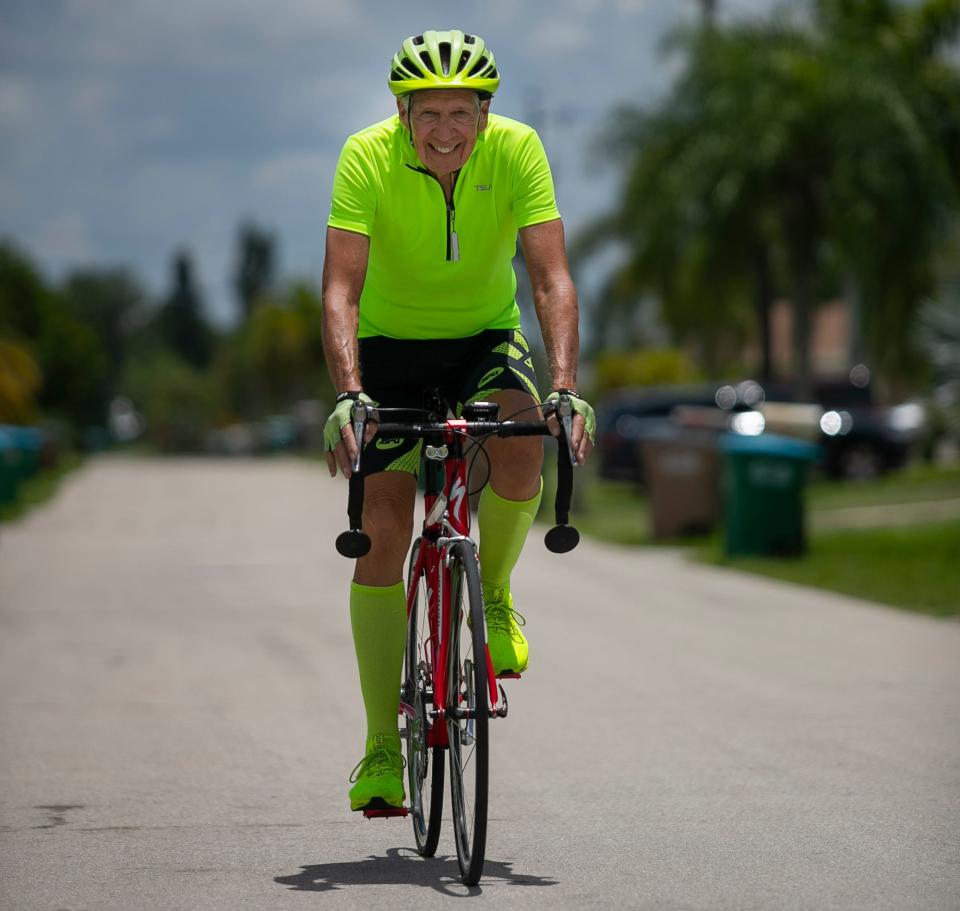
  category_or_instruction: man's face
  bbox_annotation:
[397,89,490,178]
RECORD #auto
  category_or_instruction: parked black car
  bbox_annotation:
[596,383,760,483]
[596,377,926,484]
[764,378,926,480]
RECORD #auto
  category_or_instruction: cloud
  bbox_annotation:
[35,213,97,262]
[0,0,778,324]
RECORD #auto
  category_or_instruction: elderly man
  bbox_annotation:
[322,29,595,813]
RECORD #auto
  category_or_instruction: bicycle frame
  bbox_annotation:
[403,419,501,751]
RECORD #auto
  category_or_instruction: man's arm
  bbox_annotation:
[321,226,370,476]
[322,226,370,392]
[519,218,593,463]
[519,218,578,390]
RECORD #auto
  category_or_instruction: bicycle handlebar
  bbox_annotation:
[334,399,580,558]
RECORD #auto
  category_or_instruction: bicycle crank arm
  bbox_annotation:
[492,684,509,719]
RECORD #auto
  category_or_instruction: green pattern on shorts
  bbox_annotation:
[384,440,423,474]
[509,366,541,402]
[492,341,526,360]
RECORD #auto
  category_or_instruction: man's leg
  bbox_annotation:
[347,470,417,810]
[478,388,544,674]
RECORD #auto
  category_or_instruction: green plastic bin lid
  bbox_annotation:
[722,432,820,461]
[0,425,43,451]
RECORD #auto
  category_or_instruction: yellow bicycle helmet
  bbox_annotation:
[388,30,500,99]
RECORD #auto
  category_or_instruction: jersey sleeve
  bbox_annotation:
[328,135,377,236]
[510,129,561,229]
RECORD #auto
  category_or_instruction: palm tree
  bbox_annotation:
[577,0,960,392]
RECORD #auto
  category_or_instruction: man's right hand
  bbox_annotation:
[324,392,376,478]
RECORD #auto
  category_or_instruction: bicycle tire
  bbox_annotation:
[446,539,489,886]
[404,539,444,856]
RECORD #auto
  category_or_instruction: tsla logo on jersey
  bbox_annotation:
[449,477,467,524]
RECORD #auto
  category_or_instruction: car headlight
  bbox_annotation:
[887,402,926,434]
[730,411,765,436]
[820,410,853,436]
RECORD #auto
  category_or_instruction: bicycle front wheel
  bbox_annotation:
[446,539,489,886]
[404,538,444,856]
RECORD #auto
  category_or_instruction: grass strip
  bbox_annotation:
[696,520,960,618]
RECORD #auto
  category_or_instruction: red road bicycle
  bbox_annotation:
[335,393,579,886]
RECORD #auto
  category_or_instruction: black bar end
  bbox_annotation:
[544,524,580,553]
[336,530,372,558]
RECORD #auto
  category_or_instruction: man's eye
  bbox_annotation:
[418,112,439,124]
[451,112,474,124]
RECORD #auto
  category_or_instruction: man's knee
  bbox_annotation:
[354,473,417,585]
[484,392,544,498]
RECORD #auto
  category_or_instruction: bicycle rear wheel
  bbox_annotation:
[446,539,489,886]
[404,538,444,856]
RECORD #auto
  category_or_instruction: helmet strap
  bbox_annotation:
[406,94,415,146]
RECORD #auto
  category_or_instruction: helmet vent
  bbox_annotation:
[400,56,419,76]
[412,34,425,46]
[419,50,435,73]
[456,51,469,73]
[467,56,489,77]
[439,41,451,75]
[464,34,476,45]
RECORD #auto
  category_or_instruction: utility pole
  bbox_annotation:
[697,0,717,27]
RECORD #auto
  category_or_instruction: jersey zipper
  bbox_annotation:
[406,165,461,262]
[448,170,460,262]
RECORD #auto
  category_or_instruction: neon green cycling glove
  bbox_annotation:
[546,389,596,444]
[323,392,375,452]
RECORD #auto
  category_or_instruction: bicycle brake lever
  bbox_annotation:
[558,395,577,467]
[350,400,367,474]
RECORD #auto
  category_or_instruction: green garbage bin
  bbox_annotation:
[722,433,820,556]
[0,429,19,506]
[12,426,43,478]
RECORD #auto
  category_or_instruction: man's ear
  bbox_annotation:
[478,100,491,132]
[397,96,409,129]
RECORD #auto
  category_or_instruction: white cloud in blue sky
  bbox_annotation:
[0,0,777,324]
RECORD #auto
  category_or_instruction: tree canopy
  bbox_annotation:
[577,0,960,392]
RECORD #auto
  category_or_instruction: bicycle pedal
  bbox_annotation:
[361,799,409,819]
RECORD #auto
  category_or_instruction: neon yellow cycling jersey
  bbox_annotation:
[328,113,560,339]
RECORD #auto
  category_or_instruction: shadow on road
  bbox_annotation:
[275,846,559,896]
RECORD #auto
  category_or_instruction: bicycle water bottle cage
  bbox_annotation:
[461,401,500,421]
[336,530,371,558]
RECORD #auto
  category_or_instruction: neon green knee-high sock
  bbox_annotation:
[350,581,407,743]
[477,479,543,603]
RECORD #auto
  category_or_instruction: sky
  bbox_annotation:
[0,0,777,326]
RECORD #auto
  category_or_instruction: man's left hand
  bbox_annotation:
[545,390,595,466]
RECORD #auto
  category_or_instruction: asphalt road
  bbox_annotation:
[1,457,958,911]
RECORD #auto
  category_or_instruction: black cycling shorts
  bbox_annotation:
[358,327,540,476]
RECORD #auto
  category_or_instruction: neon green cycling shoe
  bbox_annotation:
[348,734,405,812]
[484,593,528,676]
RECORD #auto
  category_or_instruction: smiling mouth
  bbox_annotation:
[429,143,459,155]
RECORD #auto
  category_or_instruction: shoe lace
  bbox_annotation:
[349,746,405,784]
[484,600,526,639]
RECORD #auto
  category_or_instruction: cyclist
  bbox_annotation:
[322,29,595,813]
